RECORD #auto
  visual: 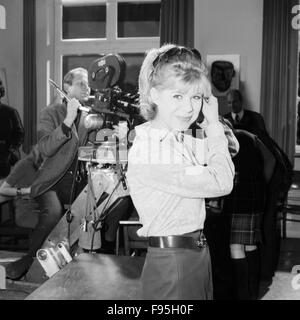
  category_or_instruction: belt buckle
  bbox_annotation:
[195,235,207,249]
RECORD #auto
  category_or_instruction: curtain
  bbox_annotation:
[160,0,194,47]
[23,0,37,153]
[260,0,298,165]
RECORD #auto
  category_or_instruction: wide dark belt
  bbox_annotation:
[148,230,207,250]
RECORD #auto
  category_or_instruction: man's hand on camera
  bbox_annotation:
[64,98,81,127]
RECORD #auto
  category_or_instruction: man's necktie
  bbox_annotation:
[235,114,240,123]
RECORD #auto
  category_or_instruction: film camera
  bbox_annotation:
[37,54,138,278]
[78,53,142,164]
[83,54,140,132]
[76,54,137,251]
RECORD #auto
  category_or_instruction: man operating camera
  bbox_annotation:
[5,67,95,280]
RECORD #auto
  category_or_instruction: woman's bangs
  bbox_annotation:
[197,74,212,97]
[180,71,212,97]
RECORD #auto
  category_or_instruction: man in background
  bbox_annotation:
[0,77,25,178]
[223,89,268,138]
[5,68,94,279]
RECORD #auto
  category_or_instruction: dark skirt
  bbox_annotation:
[230,213,262,245]
[141,245,213,300]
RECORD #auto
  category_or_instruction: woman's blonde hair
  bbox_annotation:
[138,43,211,121]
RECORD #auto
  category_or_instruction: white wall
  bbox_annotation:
[0,0,23,121]
[194,0,263,115]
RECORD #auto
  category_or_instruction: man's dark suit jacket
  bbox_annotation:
[0,103,25,177]
[30,102,92,198]
[223,109,268,138]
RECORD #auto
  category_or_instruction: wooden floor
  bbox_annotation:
[0,251,37,300]
[260,238,300,299]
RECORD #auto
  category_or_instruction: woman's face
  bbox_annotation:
[150,78,205,131]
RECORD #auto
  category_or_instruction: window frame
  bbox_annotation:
[54,0,160,88]
[295,30,300,155]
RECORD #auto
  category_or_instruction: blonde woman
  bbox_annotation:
[127,44,235,300]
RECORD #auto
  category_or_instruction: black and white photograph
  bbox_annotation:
[0,0,300,307]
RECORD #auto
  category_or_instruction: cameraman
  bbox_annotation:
[5,67,95,280]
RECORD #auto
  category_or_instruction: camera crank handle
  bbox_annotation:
[49,78,90,113]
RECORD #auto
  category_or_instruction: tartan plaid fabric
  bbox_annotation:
[230,213,262,245]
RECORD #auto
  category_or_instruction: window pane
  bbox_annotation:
[63,53,144,94]
[62,5,106,39]
[120,53,145,92]
[118,2,160,38]
[63,54,103,84]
